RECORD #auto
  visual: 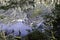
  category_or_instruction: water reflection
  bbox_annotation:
[0,20,45,37]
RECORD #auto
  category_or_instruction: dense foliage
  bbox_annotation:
[43,3,60,40]
[0,30,21,40]
[0,0,35,10]
[0,0,60,40]
[24,3,60,40]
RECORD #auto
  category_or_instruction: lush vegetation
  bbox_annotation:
[0,0,60,40]
[23,3,60,40]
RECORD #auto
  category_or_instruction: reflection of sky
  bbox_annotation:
[10,21,32,36]
[0,20,44,37]
[0,21,32,36]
